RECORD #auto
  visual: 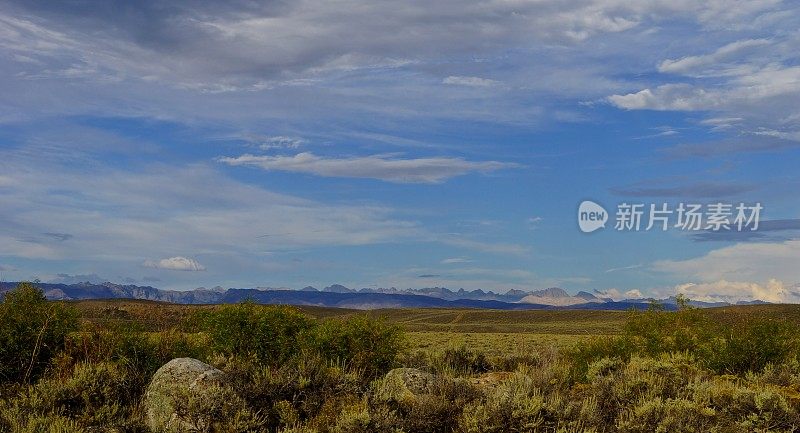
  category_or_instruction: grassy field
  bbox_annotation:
[407,331,590,355]
[70,299,800,355]
[9,289,800,432]
[71,299,800,358]
[365,308,628,353]
[73,299,626,325]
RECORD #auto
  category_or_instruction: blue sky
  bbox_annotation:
[1,0,799,302]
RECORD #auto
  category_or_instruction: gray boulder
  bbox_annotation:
[374,368,435,403]
[144,358,244,432]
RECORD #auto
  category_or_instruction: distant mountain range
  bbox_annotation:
[0,281,770,310]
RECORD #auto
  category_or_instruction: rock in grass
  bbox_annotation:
[374,368,435,403]
[144,357,238,432]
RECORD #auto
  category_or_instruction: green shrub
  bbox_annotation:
[329,401,372,433]
[568,301,800,378]
[170,382,267,433]
[62,321,208,396]
[32,362,130,425]
[616,397,717,433]
[200,305,404,378]
[0,283,78,383]
[0,362,144,431]
[459,373,546,433]
[280,424,321,433]
[704,319,797,375]
[437,345,491,375]
[489,350,542,372]
[368,372,481,433]
[304,315,405,378]
[197,303,313,364]
[215,353,364,430]
[692,378,800,431]
[566,336,633,382]
[0,401,87,433]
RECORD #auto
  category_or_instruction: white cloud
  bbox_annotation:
[609,63,800,113]
[675,279,799,303]
[608,84,721,111]
[0,152,527,287]
[256,136,306,150]
[658,38,770,74]
[594,288,644,300]
[0,161,422,265]
[439,237,529,256]
[218,152,517,183]
[2,0,784,93]
[699,117,743,130]
[143,256,206,271]
[609,29,800,143]
[441,257,471,264]
[653,239,800,283]
[753,128,800,141]
[604,264,643,273]
[0,0,792,132]
[625,289,644,298]
[443,76,498,87]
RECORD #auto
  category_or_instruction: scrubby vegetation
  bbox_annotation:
[569,295,800,379]
[3,283,800,432]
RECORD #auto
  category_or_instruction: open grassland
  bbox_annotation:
[71,300,627,354]
[71,299,628,332]
[9,286,800,432]
[71,298,800,329]
[408,332,591,355]
[70,299,800,356]
[363,308,627,334]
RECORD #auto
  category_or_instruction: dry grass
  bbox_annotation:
[408,332,592,355]
[68,299,800,356]
[8,295,800,432]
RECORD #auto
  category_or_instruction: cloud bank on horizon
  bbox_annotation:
[0,0,798,303]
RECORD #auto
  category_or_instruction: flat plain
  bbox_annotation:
[70,299,800,355]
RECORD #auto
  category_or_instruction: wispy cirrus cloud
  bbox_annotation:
[662,136,800,159]
[441,257,472,264]
[42,232,73,242]
[443,76,499,87]
[610,181,757,198]
[657,38,771,75]
[1,0,798,297]
[218,152,518,183]
[235,134,307,150]
[608,30,800,147]
[604,264,643,273]
[0,0,668,89]
[690,219,800,242]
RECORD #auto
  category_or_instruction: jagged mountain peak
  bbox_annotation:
[575,291,599,301]
[528,287,571,298]
[323,284,353,293]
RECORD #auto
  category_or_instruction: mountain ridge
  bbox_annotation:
[0,281,762,310]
